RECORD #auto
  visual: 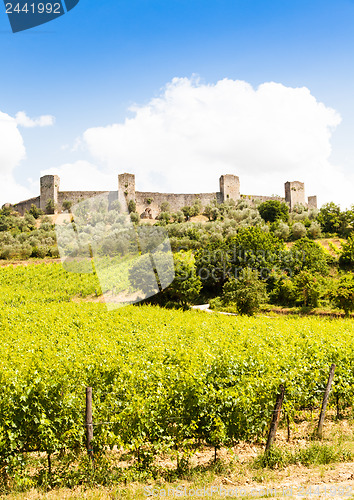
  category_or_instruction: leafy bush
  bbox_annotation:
[157,212,171,224]
[307,221,322,239]
[268,273,296,306]
[31,245,49,259]
[165,251,202,307]
[62,200,73,212]
[181,206,192,220]
[128,200,136,214]
[258,200,289,223]
[339,235,354,269]
[130,212,139,224]
[330,274,354,316]
[28,204,44,219]
[222,271,268,315]
[172,211,184,223]
[190,198,202,217]
[160,201,170,212]
[45,198,55,215]
[194,226,285,293]
[293,271,321,308]
[274,222,290,241]
[229,226,285,269]
[317,202,352,236]
[204,204,219,221]
[292,222,307,240]
[209,297,223,310]
[181,201,202,220]
[288,238,329,275]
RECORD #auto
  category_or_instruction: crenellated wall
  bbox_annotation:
[9,172,317,218]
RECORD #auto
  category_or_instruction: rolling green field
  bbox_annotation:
[0,262,354,491]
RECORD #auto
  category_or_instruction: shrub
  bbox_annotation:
[204,204,219,221]
[339,235,354,269]
[195,226,285,293]
[258,200,289,223]
[130,212,139,224]
[45,198,55,215]
[0,244,18,260]
[317,202,348,235]
[172,212,184,223]
[129,251,201,307]
[62,200,73,212]
[157,212,171,224]
[127,200,136,214]
[292,222,307,240]
[209,297,223,310]
[28,204,43,219]
[274,222,290,241]
[293,271,321,308]
[24,213,36,231]
[307,221,322,239]
[330,274,354,316]
[268,273,296,306]
[49,246,60,258]
[181,206,192,220]
[0,215,17,232]
[222,271,268,316]
[288,238,329,275]
[160,201,170,212]
[18,244,32,260]
[190,198,202,217]
[166,251,202,307]
[31,245,49,258]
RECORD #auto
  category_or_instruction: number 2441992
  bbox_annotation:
[6,3,62,14]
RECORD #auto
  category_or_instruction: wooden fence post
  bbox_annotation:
[265,384,285,452]
[86,387,94,461]
[317,364,336,439]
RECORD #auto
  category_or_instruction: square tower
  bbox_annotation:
[285,181,305,210]
[40,175,60,213]
[219,175,240,203]
[308,196,317,209]
[118,173,136,205]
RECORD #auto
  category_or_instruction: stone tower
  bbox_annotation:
[219,174,240,203]
[308,196,318,209]
[40,175,60,212]
[284,181,305,210]
[118,173,136,207]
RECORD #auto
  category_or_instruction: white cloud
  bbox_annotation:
[74,77,352,208]
[3,78,353,210]
[0,111,31,204]
[41,160,116,191]
[15,111,55,128]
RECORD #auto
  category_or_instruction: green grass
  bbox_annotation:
[255,443,352,470]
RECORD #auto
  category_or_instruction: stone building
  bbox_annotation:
[10,173,317,217]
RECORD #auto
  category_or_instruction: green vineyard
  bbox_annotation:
[0,262,353,477]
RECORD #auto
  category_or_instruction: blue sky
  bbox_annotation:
[1,0,354,207]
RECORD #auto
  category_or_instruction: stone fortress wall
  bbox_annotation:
[11,173,317,217]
